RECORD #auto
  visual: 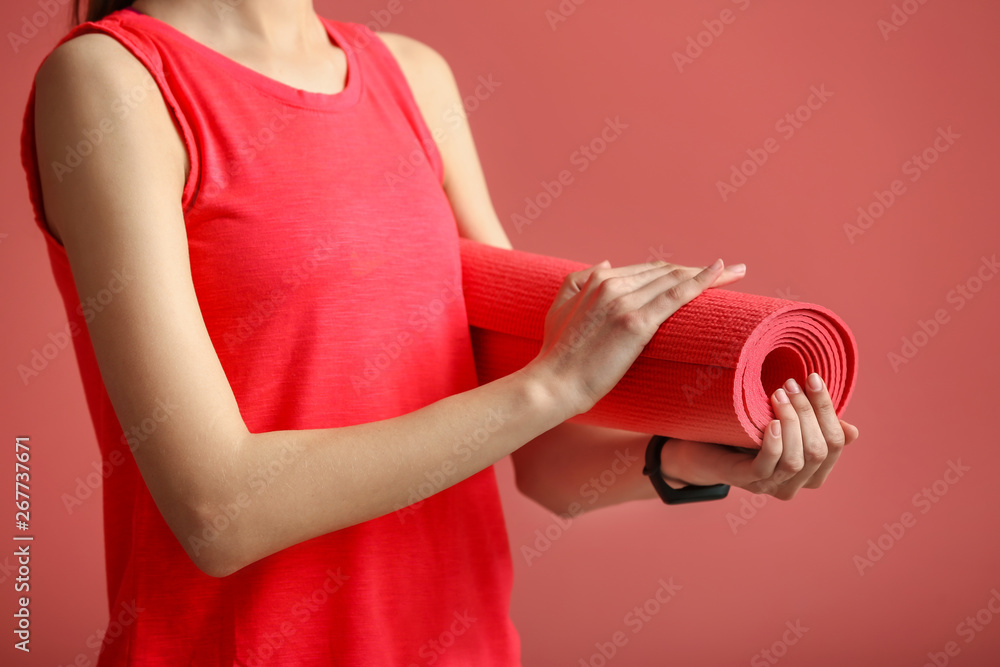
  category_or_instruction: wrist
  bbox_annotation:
[519,359,588,421]
[515,361,581,424]
[660,472,690,490]
[643,435,730,505]
[657,438,692,487]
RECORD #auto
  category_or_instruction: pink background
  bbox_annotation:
[3,0,999,665]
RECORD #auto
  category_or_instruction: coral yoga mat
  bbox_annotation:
[459,238,858,448]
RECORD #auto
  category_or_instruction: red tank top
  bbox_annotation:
[20,7,519,665]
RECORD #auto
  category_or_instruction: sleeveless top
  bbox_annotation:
[19,7,520,665]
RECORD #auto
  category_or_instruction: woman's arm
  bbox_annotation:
[37,31,724,579]
[376,32,663,513]
[382,32,860,512]
[33,34,576,578]
[377,31,672,512]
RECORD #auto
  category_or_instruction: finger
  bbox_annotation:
[803,419,860,489]
[769,384,804,498]
[604,259,745,295]
[779,377,828,494]
[613,258,741,282]
[631,258,725,320]
[574,259,681,303]
[550,262,689,334]
[801,446,842,489]
[840,419,860,446]
[591,262,695,295]
[584,258,680,285]
[729,419,782,492]
[709,263,747,289]
[803,373,846,449]
[751,420,784,481]
[799,373,846,489]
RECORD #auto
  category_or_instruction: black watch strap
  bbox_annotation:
[642,435,731,505]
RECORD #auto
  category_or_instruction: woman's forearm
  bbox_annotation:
[511,421,658,516]
[185,363,573,576]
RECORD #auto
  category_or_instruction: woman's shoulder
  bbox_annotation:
[368,30,460,120]
[373,30,445,66]
[35,9,163,112]
[39,30,145,84]
[35,28,168,146]
[31,30,185,244]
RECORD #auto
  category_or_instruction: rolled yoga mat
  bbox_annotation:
[458,238,858,449]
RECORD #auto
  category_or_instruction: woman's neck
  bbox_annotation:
[130,0,328,53]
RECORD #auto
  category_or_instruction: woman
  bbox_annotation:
[22,0,859,663]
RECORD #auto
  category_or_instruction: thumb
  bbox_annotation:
[839,419,861,446]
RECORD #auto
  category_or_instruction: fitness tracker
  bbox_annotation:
[642,434,731,504]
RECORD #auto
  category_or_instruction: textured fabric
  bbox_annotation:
[20,7,520,666]
[459,238,858,448]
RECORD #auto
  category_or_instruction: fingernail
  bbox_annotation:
[807,372,823,391]
[774,388,789,404]
[728,263,746,273]
[770,420,781,438]
[784,378,800,394]
[708,258,723,271]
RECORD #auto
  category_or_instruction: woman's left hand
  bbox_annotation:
[659,373,861,500]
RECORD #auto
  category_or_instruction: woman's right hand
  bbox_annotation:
[527,256,747,416]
